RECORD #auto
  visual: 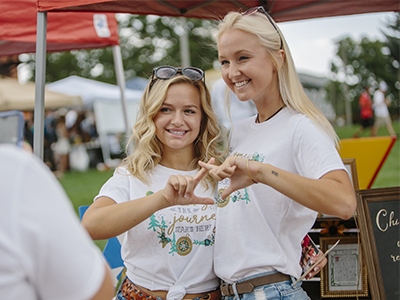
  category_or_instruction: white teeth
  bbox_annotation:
[235,81,248,87]
[169,130,185,135]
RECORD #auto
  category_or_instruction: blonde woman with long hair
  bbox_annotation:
[200,7,357,300]
[83,66,225,300]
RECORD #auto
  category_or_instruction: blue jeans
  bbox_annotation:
[222,272,310,300]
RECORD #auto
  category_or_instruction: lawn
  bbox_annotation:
[59,121,399,249]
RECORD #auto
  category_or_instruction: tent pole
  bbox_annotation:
[112,45,132,155]
[179,17,190,68]
[33,11,47,159]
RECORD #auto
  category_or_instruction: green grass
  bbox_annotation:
[60,168,114,250]
[59,121,399,250]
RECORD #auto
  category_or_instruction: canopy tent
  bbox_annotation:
[33,0,399,158]
[0,77,82,111]
[0,0,131,159]
[0,1,119,55]
[37,0,399,22]
[47,75,143,107]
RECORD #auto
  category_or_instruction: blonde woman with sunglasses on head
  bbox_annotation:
[82,66,225,300]
[199,7,357,300]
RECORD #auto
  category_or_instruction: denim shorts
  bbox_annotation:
[222,272,310,300]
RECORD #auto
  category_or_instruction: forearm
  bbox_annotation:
[82,191,169,240]
[250,161,356,219]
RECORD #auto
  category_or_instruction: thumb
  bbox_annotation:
[220,185,235,200]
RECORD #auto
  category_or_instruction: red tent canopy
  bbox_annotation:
[36,0,399,22]
[0,0,119,56]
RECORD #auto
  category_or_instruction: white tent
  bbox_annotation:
[47,76,142,107]
[48,76,143,163]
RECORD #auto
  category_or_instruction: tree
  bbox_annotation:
[382,12,400,86]
[21,14,218,84]
[328,13,399,124]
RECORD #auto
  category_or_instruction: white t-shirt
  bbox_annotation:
[373,89,389,118]
[0,145,106,300]
[214,108,346,283]
[96,164,218,300]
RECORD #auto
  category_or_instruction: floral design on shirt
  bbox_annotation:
[147,191,216,256]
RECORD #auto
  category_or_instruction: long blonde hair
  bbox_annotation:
[121,74,226,189]
[217,11,339,146]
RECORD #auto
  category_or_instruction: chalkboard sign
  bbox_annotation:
[356,187,400,300]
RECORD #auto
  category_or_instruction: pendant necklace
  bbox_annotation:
[256,105,285,123]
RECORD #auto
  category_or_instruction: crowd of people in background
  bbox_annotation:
[353,81,397,138]
[23,108,105,178]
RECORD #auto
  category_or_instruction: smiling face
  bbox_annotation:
[154,82,202,157]
[218,29,280,104]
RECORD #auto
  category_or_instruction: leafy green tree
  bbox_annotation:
[23,14,218,84]
[328,13,399,124]
[382,12,400,86]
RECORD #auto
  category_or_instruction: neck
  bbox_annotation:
[160,148,195,171]
[256,103,285,123]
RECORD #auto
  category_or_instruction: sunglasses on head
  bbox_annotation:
[149,66,205,90]
[242,6,283,50]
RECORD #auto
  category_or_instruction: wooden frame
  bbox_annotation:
[320,236,368,298]
[342,158,359,191]
[355,187,400,300]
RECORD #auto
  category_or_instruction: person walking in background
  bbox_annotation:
[82,66,225,300]
[53,114,71,178]
[353,85,374,138]
[199,7,356,300]
[0,144,114,300]
[372,81,396,137]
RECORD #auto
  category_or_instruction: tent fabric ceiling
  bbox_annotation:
[0,0,119,56]
[36,0,399,22]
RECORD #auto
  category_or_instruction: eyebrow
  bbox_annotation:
[219,49,251,59]
[162,103,200,109]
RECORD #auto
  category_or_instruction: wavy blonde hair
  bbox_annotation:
[217,10,339,146]
[121,74,227,190]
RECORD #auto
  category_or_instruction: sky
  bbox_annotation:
[277,12,396,79]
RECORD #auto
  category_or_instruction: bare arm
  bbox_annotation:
[199,157,356,220]
[83,162,214,240]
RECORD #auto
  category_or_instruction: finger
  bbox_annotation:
[169,175,179,190]
[220,185,235,200]
[184,175,195,198]
[175,175,187,197]
[190,196,214,205]
[210,165,236,181]
[198,160,217,172]
[194,158,215,184]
